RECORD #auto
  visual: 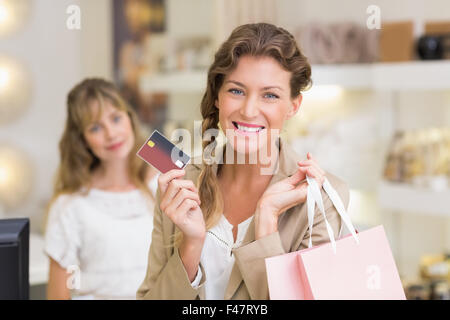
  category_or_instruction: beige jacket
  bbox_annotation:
[137,140,350,300]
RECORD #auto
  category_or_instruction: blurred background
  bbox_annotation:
[0,0,449,299]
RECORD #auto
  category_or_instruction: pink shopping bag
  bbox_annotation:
[265,176,406,300]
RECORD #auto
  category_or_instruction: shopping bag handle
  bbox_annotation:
[306,175,359,253]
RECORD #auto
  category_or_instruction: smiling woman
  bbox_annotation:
[44,78,159,300]
[216,55,302,155]
[137,23,350,300]
[83,100,135,170]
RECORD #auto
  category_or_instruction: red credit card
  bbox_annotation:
[137,130,191,174]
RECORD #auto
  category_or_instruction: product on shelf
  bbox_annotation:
[380,21,414,62]
[420,254,450,282]
[429,280,450,300]
[404,282,430,300]
[404,254,450,300]
[383,128,450,190]
[422,21,450,60]
[295,22,379,64]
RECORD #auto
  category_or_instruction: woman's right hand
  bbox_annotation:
[158,169,206,242]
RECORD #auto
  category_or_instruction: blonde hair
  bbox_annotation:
[44,78,154,231]
[173,23,312,247]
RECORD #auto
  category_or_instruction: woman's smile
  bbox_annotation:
[232,121,266,135]
[106,140,124,151]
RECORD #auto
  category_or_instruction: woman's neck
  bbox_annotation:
[91,158,135,191]
[218,153,275,193]
[219,162,266,186]
[218,139,279,187]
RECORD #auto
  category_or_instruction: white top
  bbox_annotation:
[44,177,158,300]
[191,214,254,299]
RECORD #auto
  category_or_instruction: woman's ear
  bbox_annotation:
[286,93,302,120]
[215,99,219,109]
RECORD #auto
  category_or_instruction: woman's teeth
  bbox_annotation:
[234,122,264,132]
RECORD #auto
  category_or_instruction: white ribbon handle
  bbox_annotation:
[306,175,359,254]
[322,179,359,243]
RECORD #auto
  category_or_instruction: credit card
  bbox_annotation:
[137,130,191,174]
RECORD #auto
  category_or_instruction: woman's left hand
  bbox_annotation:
[255,153,326,239]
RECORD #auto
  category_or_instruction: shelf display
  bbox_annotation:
[383,128,450,191]
[296,22,379,64]
[404,254,450,300]
[162,36,213,72]
[113,0,168,133]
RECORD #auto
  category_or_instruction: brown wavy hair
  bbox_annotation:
[173,23,312,246]
[44,78,154,230]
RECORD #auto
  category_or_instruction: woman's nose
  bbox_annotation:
[240,96,259,118]
[103,123,116,140]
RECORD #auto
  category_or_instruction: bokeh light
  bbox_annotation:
[0,0,31,37]
[0,144,33,210]
[0,55,32,125]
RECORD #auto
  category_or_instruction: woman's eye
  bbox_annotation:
[264,93,279,99]
[89,125,101,133]
[229,88,244,95]
[113,115,122,123]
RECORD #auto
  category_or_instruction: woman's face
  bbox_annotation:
[83,100,135,164]
[216,55,302,157]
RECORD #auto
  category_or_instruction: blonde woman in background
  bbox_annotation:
[137,23,350,300]
[45,78,159,299]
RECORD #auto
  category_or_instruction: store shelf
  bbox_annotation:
[372,61,450,90]
[377,181,450,217]
[311,63,371,89]
[140,70,207,94]
[139,60,450,93]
